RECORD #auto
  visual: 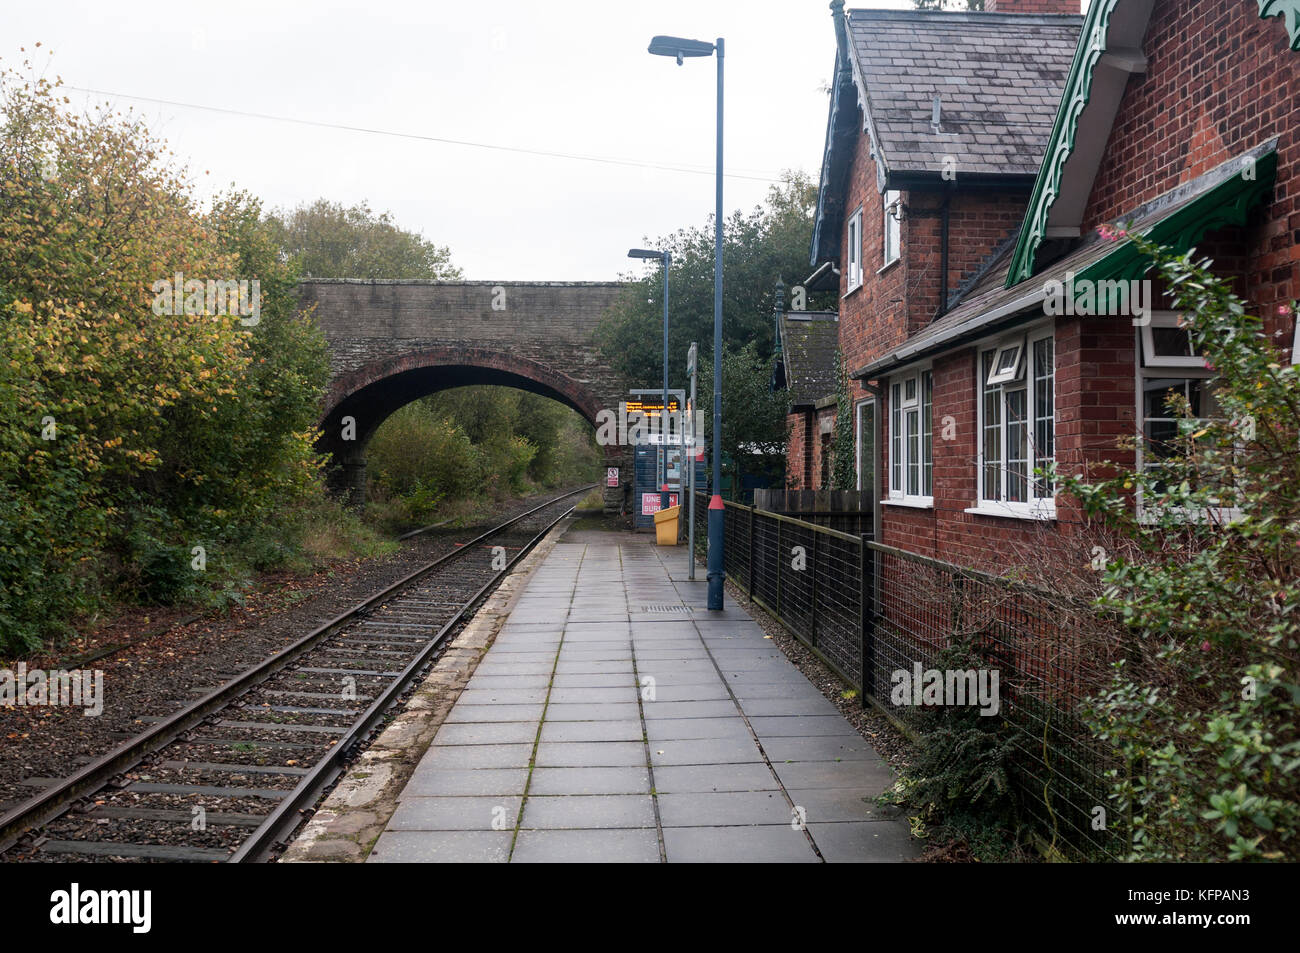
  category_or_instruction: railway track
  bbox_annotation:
[0,484,595,863]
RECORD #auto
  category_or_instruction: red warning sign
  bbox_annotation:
[641,493,679,515]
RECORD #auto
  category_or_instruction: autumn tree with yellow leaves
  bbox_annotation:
[0,55,329,650]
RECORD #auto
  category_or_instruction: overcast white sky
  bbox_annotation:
[8,0,1100,282]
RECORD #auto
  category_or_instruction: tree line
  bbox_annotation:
[1,55,823,655]
[595,170,834,494]
[0,62,595,654]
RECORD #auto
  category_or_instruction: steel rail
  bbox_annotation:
[230,491,585,861]
[0,484,595,855]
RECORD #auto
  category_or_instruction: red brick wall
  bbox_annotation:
[814,406,838,489]
[835,127,1034,406]
[906,191,1034,329]
[785,407,837,490]
[837,130,905,413]
[785,410,812,488]
[1054,312,1138,506]
[1082,0,1300,354]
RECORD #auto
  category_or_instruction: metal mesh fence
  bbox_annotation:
[694,494,864,688]
[868,544,1122,860]
[694,493,1122,860]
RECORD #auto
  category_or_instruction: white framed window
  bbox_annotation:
[883,190,901,266]
[887,368,932,505]
[855,398,876,494]
[846,207,863,292]
[1292,305,1299,366]
[985,337,1026,386]
[974,326,1055,518]
[1136,319,1238,520]
[1140,311,1209,369]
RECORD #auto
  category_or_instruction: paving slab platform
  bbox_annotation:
[365,526,916,863]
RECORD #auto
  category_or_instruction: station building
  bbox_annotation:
[788,0,1300,573]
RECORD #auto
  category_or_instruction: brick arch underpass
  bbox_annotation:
[301,279,632,506]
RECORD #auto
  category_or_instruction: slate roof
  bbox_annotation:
[778,311,839,408]
[849,141,1280,380]
[811,7,1082,267]
[848,9,1082,180]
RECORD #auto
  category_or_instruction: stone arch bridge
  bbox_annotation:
[302,279,631,508]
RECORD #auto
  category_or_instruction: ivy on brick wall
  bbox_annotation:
[830,349,857,491]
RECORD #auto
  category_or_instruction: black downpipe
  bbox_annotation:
[938,191,951,317]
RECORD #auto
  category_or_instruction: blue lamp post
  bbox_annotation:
[648,33,725,611]
[628,247,672,512]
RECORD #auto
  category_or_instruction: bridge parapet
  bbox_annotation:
[301,279,632,510]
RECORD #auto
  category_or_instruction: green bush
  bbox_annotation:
[364,388,599,521]
[500,435,538,496]
[0,470,101,652]
[131,536,202,606]
[405,482,446,525]
[367,402,483,502]
[0,70,329,652]
[878,640,1026,847]
[1063,232,1299,861]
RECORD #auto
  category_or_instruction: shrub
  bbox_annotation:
[878,639,1027,848]
[0,65,328,650]
[366,402,483,503]
[1063,232,1299,861]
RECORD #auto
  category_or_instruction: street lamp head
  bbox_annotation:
[628,248,666,261]
[648,35,715,65]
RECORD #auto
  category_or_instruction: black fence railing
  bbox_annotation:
[692,493,1122,861]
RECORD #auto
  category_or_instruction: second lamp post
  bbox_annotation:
[627,247,672,512]
[648,33,724,610]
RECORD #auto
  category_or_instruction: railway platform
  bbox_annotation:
[290,521,916,863]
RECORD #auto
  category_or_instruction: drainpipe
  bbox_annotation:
[831,0,849,56]
[804,409,814,488]
[938,190,952,317]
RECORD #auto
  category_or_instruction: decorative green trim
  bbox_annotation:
[1259,1,1300,50]
[1006,0,1124,288]
[1069,149,1278,313]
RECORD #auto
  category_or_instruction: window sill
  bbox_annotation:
[882,497,933,510]
[964,503,1056,522]
[877,257,900,276]
[842,280,863,299]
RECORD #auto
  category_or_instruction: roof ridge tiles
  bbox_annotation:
[846,9,1084,24]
